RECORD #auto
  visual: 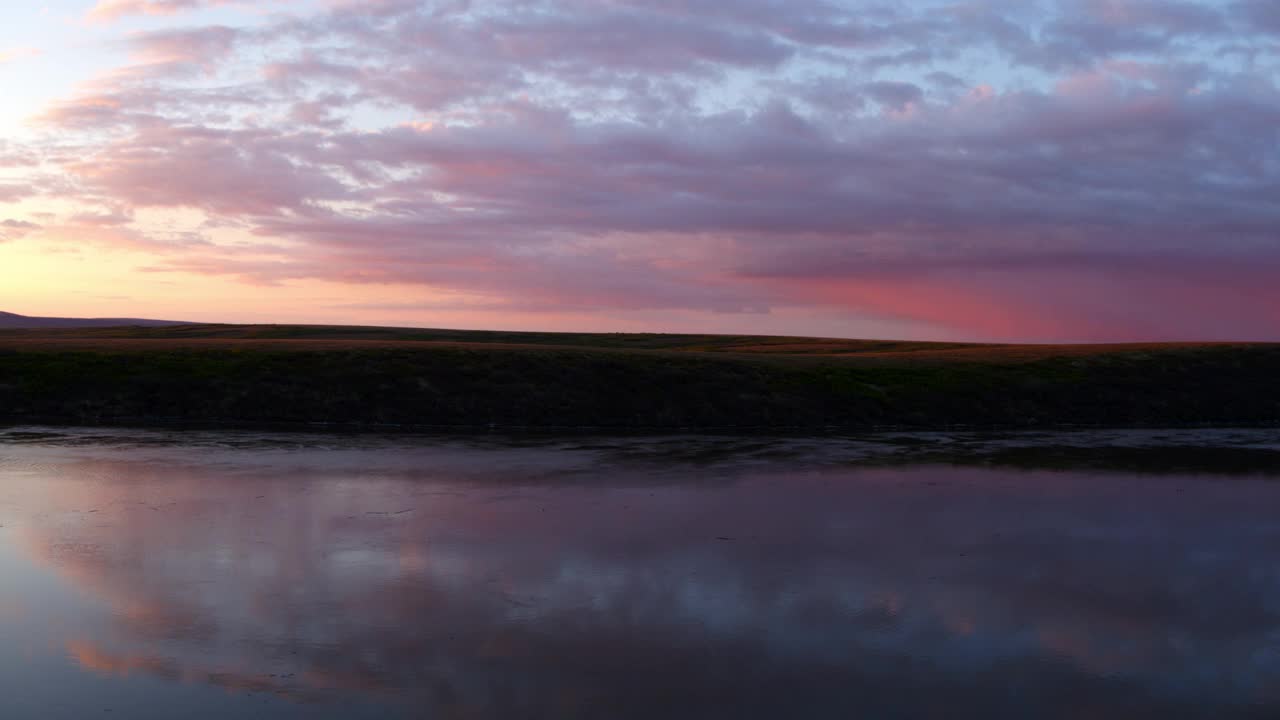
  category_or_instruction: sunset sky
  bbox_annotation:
[0,0,1277,341]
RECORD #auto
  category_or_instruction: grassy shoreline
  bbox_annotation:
[1,325,1277,431]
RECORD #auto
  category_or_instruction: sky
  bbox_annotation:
[0,0,1277,341]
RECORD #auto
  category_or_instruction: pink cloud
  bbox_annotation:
[752,254,1280,342]
[126,25,242,68]
[0,219,41,242]
[61,124,349,216]
[12,0,1280,340]
[0,185,33,203]
[86,0,226,23]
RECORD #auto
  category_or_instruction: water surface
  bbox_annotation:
[1,427,1279,719]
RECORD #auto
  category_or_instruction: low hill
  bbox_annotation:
[0,322,1254,362]
[0,323,1276,430]
[0,311,186,329]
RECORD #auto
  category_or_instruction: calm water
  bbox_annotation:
[1,427,1279,719]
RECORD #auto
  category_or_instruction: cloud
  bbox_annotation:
[15,0,1280,340]
[0,219,41,242]
[86,0,223,23]
[61,123,350,216]
[0,141,38,167]
[0,185,34,203]
[1236,0,1280,33]
[127,25,243,68]
[862,81,925,111]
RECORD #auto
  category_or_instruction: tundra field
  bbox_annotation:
[0,324,1277,430]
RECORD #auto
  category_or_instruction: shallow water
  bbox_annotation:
[1,426,1279,719]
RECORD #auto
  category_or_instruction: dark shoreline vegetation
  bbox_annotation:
[0,324,1278,431]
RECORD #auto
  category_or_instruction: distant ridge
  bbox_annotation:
[0,311,186,329]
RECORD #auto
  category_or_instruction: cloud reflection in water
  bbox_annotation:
[1,434,1279,718]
